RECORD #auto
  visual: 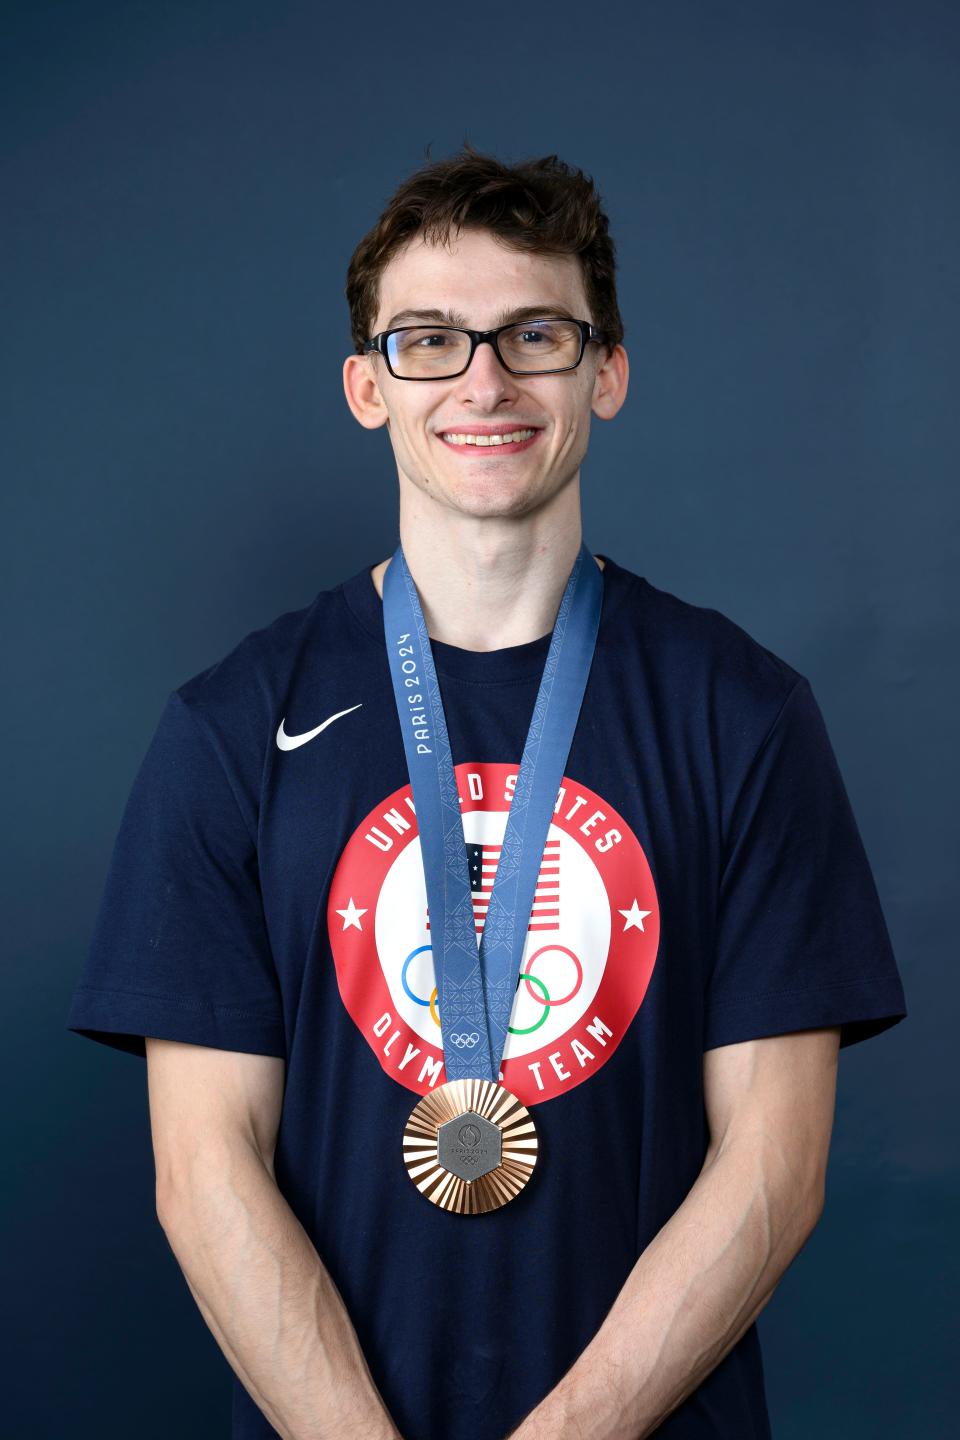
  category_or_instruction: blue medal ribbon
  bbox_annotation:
[383,541,603,1085]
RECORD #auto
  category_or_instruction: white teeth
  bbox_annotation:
[441,429,537,446]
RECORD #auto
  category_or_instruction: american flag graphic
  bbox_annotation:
[425,838,561,935]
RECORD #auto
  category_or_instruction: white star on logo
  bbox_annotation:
[335,897,368,932]
[618,899,651,932]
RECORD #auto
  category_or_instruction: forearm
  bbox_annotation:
[508,1126,822,1440]
[157,1137,401,1440]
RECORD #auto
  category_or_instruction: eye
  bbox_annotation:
[394,329,454,351]
[505,320,577,346]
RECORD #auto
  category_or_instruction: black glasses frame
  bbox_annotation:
[362,318,611,380]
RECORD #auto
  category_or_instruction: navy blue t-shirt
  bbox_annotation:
[66,552,907,1440]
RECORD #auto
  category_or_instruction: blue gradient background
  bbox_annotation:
[2,1,955,1435]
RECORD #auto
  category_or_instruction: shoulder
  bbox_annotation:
[602,558,809,781]
[644,575,800,689]
[175,594,322,714]
[166,573,371,766]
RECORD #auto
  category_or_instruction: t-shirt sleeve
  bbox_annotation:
[704,675,907,1051]
[66,690,286,1059]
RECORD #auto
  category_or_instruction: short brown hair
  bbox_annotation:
[345,142,624,359]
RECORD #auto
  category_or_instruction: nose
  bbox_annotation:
[451,337,521,407]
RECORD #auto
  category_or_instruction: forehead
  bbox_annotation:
[373,227,589,331]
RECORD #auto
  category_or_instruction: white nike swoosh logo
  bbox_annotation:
[276,703,363,751]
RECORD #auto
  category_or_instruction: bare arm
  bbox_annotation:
[506,1025,841,1440]
[147,1037,402,1440]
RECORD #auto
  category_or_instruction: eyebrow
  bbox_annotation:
[383,303,577,330]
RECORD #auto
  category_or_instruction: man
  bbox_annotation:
[67,146,907,1440]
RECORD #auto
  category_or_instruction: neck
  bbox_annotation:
[370,483,604,651]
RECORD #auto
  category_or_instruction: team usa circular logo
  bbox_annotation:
[328,761,659,1106]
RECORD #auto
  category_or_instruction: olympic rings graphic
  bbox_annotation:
[401,946,434,1006]
[509,971,550,1035]
[401,941,584,1037]
[522,944,584,1007]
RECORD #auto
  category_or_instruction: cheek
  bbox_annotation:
[396,418,428,456]
[561,414,581,445]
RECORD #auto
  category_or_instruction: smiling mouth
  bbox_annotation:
[437,428,542,455]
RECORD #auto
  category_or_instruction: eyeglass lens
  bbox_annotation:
[385,320,582,378]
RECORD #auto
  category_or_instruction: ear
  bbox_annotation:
[343,352,391,431]
[591,343,629,422]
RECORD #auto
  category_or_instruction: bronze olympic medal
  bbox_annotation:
[402,1077,538,1214]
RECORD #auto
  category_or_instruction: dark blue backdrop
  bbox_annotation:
[3,1,955,1435]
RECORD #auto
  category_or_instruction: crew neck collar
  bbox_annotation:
[340,551,630,683]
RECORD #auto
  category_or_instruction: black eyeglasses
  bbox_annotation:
[362,317,611,381]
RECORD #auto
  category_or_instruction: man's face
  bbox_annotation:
[343,227,627,521]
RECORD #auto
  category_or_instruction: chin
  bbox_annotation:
[452,489,542,520]
[414,466,546,518]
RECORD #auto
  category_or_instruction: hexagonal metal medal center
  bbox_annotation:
[437,1110,502,1182]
